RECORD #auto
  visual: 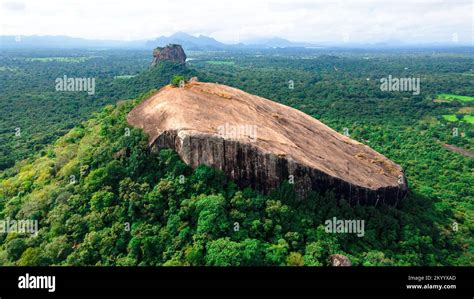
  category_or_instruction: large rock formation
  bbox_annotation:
[151,44,186,66]
[127,81,408,206]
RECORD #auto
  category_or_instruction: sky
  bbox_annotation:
[0,0,472,44]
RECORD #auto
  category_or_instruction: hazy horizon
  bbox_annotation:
[1,0,472,45]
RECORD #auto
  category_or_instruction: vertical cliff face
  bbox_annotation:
[151,44,187,66]
[127,81,408,206]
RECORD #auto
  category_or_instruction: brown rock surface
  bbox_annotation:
[329,254,352,266]
[127,82,408,205]
[151,44,186,66]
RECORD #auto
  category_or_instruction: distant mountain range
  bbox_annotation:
[1,32,470,50]
[0,32,316,50]
[145,32,227,50]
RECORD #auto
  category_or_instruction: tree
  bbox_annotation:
[303,242,324,266]
[170,75,185,87]
[286,252,304,266]
[90,190,115,212]
[42,235,72,264]
[205,238,264,266]
[265,239,289,265]
[362,251,394,266]
[6,238,27,261]
[205,238,243,266]
[195,195,229,239]
[17,248,46,266]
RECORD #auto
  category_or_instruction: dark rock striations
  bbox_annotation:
[151,44,186,66]
[127,81,408,205]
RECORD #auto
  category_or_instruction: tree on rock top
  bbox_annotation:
[171,75,186,87]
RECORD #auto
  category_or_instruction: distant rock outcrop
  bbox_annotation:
[151,44,186,66]
[127,82,408,206]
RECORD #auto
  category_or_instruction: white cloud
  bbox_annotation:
[0,0,472,44]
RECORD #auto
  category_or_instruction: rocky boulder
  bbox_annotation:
[329,254,352,266]
[151,44,186,66]
[127,81,408,205]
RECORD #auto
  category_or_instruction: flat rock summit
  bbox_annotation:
[127,81,408,205]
